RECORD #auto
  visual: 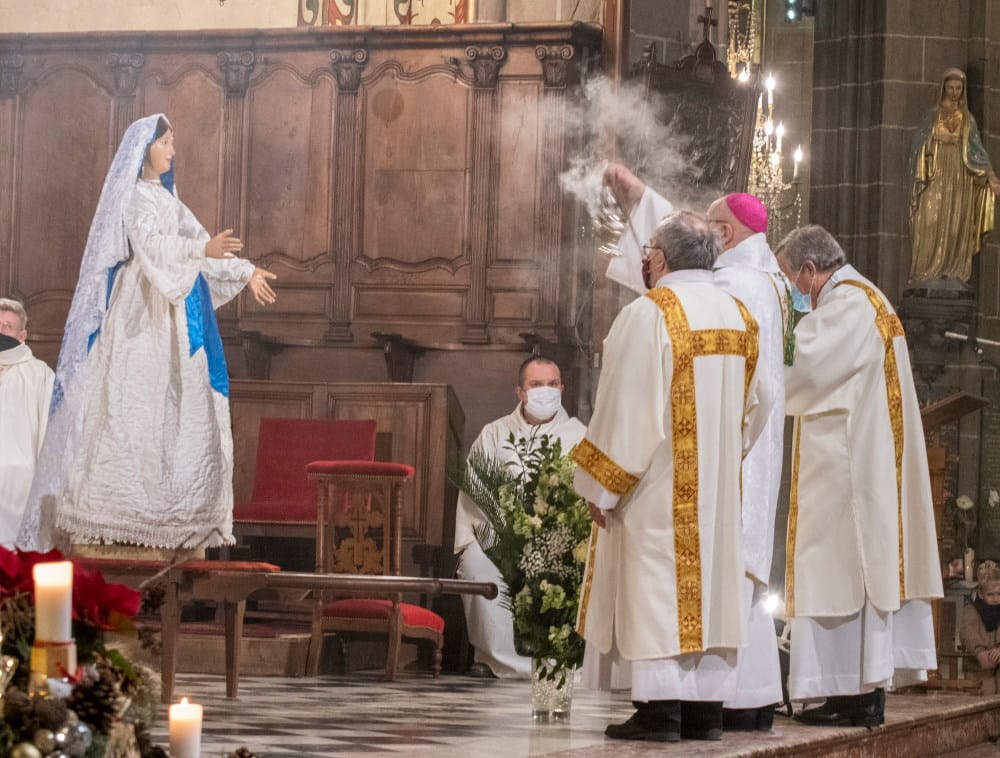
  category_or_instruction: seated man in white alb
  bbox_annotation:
[454,357,586,677]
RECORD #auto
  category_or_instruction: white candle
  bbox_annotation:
[793,145,803,178]
[169,698,203,758]
[765,73,775,112]
[775,121,785,154]
[33,561,73,643]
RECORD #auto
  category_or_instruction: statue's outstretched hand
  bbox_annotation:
[248,267,277,306]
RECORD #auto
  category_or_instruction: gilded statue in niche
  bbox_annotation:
[909,68,1000,283]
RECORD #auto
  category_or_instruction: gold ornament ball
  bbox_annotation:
[11,743,43,758]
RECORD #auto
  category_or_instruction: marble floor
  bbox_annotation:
[149,672,1000,758]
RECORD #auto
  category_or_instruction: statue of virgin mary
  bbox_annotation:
[17,114,276,552]
[909,68,1000,283]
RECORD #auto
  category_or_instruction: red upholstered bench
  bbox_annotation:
[305,459,446,679]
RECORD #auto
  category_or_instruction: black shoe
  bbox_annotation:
[854,688,885,728]
[680,701,723,740]
[605,710,681,742]
[797,690,884,728]
[755,704,776,731]
[723,704,776,732]
[467,662,496,678]
[722,707,757,732]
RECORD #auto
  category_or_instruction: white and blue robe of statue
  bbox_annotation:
[454,405,586,677]
[17,114,254,550]
[784,264,943,699]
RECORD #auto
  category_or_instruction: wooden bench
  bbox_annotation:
[74,558,496,703]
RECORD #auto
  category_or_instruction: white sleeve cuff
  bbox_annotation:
[573,468,621,511]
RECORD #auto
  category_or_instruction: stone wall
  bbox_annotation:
[808,0,999,565]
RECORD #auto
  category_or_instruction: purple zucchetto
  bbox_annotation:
[724,193,768,234]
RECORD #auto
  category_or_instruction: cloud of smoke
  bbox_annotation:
[558,75,723,220]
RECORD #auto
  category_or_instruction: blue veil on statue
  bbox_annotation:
[17,114,176,549]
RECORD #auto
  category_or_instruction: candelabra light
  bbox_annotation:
[747,72,803,245]
[727,0,763,79]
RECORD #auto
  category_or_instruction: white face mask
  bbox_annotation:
[524,386,562,421]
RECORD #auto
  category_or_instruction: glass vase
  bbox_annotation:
[531,658,574,723]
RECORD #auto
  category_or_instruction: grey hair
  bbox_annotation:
[650,210,719,272]
[0,297,27,329]
[775,225,847,272]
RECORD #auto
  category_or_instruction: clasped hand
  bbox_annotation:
[588,502,607,529]
[976,647,1000,670]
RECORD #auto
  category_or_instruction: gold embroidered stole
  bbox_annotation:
[785,420,802,617]
[785,279,906,618]
[573,287,758,651]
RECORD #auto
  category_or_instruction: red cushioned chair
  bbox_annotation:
[233,417,378,542]
[305,460,445,679]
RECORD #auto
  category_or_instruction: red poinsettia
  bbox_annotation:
[0,547,140,632]
[0,547,64,597]
[71,564,141,631]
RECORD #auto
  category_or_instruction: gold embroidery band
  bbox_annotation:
[838,280,907,601]
[572,438,639,496]
[732,298,760,403]
[785,419,801,617]
[644,287,758,654]
[576,523,600,635]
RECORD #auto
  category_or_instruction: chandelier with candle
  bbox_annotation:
[727,0,762,80]
[747,72,803,246]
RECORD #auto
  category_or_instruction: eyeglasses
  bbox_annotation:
[0,321,23,332]
[642,245,662,259]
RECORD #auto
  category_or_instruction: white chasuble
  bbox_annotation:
[0,344,54,547]
[573,270,769,689]
[455,405,586,677]
[784,265,942,617]
[52,182,254,548]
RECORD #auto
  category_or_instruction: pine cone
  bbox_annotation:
[226,748,258,758]
[66,663,125,735]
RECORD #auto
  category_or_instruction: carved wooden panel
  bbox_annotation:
[15,68,112,329]
[0,24,602,447]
